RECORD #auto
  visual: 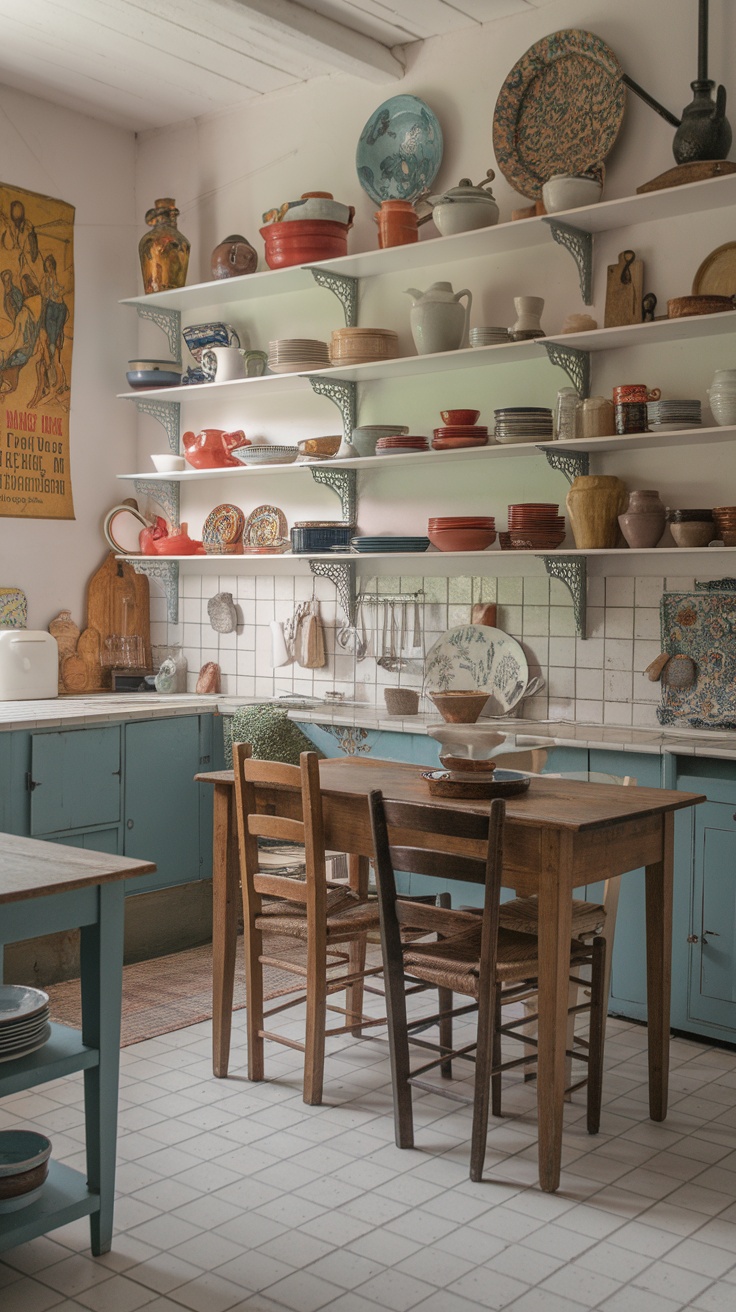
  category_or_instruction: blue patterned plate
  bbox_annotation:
[356,94,443,205]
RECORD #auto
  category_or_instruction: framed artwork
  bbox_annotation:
[0,182,75,519]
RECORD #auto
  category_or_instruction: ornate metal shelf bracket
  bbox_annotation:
[135,399,181,453]
[307,376,357,443]
[540,555,587,638]
[541,340,591,399]
[133,479,181,530]
[309,559,356,625]
[132,560,179,624]
[307,269,359,327]
[543,219,593,304]
[540,447,590,482]
[135,304,182,363]
[309,467,356,523]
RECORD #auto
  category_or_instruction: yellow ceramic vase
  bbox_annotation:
[566,475,628,549]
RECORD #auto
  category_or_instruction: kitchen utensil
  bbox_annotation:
[425,625,529,716]
[492,29,625,200]
[260,215,354,269]
[356,94,443,204]
[86,553,151,688]
[0,1131,52,1212]
[667,293,735,317]
[151,454,186,473]
[183,322,240,365]
[296,435,342,459]
[377,601,390,668]
[182,428,248,469]
[428,691,491,724]
[605,250,644,327]
[231,445,299,466]
[126,367,181,389]
[291,522,354,553]
[374,199,419,248]
[270,621,291,668]
[428,172,500,235]
[103,503,150,555]
[406,282,472,355]
[542,173,603,212]
[692,240,736,296]
[298,600,327,669]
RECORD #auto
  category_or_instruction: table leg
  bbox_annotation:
[212,782,239,1077]
[535,830,574,1193]
[80,882,124,1255]
[645,812,674,1121]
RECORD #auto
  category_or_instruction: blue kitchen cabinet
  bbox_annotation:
[48,828,121,854]
[29,727,122,837]
[123,716,205,895]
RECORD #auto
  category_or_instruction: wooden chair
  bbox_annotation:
[233,743,383,1105]
[368,789,607,1182]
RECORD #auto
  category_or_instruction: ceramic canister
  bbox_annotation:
[580,396,615,439]
[618,489,667,549]
[374,200,418,249]
[613,385,661,405]
[615,401,648,435]
[566,474,628,549]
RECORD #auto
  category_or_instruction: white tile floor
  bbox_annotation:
[3,1004,736,1312]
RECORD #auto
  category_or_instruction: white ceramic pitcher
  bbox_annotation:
[405,281,473,355]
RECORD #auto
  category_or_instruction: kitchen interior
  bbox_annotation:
[3,0,736,1308]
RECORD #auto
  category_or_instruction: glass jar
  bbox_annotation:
[554,387,582,441]
[152,644,188,693]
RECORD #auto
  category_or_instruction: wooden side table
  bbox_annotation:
[0,834,154,1254]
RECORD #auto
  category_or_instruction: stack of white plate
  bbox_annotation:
[267,339,331,374]
[494,407,554,443]
[0,986,51,1063]
[647,399,701,431]
[470,326,510,348]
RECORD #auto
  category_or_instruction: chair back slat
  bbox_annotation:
[254,873,308,902]
[395,900,481,933]
[242,757,302,788]
[248,814,305,844]
[389,845,484,887]
[376,797,491,842]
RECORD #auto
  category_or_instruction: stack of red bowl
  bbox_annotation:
[712,506,736,544]
[428,516,496,552]
[375,434,429,455]
[432,409,489,451]
[506,504,566,550]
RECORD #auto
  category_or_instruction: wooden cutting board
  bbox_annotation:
[86,553,150,687]
[604,249,644,327]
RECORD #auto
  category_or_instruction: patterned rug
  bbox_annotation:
[45,936,315,1047]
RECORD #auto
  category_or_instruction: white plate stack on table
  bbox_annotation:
[646,399,702,431]
[494,406,554,443]
[267,339,331,373]
[0,985,51,1063]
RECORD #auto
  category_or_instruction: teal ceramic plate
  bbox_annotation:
[356,94,443,204]
[492,28,624,200]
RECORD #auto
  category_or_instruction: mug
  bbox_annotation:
[614,401,648,435]
[613,384,661,405]
[242,350,268,378]
[201,346,248,382]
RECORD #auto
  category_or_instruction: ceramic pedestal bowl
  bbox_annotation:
[429,690,490,723]
[0,1131,52,1213]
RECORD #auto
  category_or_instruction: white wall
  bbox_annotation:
[132,0,736,722]
[0,84,138,629]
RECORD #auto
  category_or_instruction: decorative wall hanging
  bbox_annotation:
[0,182,75,520]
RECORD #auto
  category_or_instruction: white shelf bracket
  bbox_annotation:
[543,220,593,305]
[540,555,587,638]
[133,479,180,531]
[309,467,357,522]
[307,376,357,443]
[541,341,591,399]
[135,399,181,453]
[309,559,357,626]
[540,447,590,482]
[135,304,182,363]
[306,269,359,326]
[132,560,179,625]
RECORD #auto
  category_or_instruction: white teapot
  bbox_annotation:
[405,281,473,355]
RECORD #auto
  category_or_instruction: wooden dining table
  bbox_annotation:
[197,756,705,1193]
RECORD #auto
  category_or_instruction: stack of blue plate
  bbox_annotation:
[351,536,430,554]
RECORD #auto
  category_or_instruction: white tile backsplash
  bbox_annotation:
[153,570,721,724]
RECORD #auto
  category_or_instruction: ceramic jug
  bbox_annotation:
[182,428,248,470]
[566,475,628,549]
[210,233,258,279]
[510,296,544,341]
[405,282,473,355]
[618,489,667,549]
[673,81,732,164]
[138,198,190,295]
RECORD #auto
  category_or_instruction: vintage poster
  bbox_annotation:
[0,182,75,519]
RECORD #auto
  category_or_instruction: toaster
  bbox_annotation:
[0,630,58,701]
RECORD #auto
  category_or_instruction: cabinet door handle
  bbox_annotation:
[26,773,41,791]
[686,934,699,943]
[704,929,720,937]
[126,818,134,829]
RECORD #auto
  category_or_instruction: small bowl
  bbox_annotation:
[151,454,186,473]
[429,691,490,724]
[428,528,496,552]
[384,688,420,715]
[440,409,480,426]
[0,1131,52,1212]
[541,174,603,213]
[439,754,498,773]
[352,425,410,457]
[670,522,715,548]
[296,435,342,459]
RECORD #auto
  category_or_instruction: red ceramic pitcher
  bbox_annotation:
[182,429,248,469]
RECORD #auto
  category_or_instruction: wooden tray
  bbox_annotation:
[422,769,531,799]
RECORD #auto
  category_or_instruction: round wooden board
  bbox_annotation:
[692,241,736,297]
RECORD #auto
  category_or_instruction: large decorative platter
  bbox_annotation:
[356,94,443,205]
[492,29,625,200]
[692,241,736,297]
[424,624,529,715]
[243,504,288,549]
[202,503,245,552]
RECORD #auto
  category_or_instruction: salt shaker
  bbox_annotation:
[554,387,582,441]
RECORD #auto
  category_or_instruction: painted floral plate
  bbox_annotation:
[492,28,625,200]
[424,624,529,715]
[356,94,443,204]
[243,504,288,549]
[202,503,245,553]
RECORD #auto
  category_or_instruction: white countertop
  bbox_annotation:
[1,694,736,761]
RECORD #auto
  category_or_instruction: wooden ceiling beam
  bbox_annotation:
[219,0,406,83]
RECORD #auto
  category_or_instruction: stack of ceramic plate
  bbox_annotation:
[433,424,489,450]
[0,986,51,1063]
[375,434,429,455]
[470,326,510,348]
[713,506,736,545]
[350,536,430,553]
[330,328,399,365]
[267,339,331,373]
[428,516,496,551]
[494,407,554,443]
[506,503,565,550]
[646,399,701,431]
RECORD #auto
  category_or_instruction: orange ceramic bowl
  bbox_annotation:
[260,219,351,269]
[428,528,496,552]
[440,409,481,426]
